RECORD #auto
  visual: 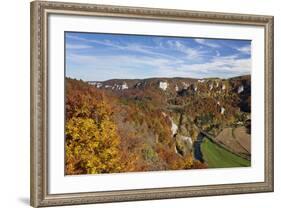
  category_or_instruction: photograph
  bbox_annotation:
[65,32,252,175]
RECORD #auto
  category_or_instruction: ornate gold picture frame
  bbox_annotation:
[30,1,273,207]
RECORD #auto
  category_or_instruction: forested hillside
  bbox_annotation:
[65,75,251,175]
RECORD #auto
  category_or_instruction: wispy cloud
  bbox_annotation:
[166,40,207,60]
[194,39,221,48]
[66,43,92,49]
[236,45,251,54]
[67,52,250,81]
[181,55,251,75]
[215,50,221,57]
[66,33,251,81]
[66,34,173,59]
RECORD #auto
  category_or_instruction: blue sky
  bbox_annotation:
[65,32,251,81]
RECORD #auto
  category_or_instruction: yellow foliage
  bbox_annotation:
[65,89,123,175]
[183,153,194,169]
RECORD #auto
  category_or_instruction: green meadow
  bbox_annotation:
[201,138,251,168]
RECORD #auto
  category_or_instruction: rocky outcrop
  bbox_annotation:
[159,81,168,91]
[121,82,128,90]
[175,135,193,156]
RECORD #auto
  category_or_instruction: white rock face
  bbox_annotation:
[222,84,226,90]
[220,107,225,115]
[238,85,244,93]
[89,82,103,88]
[175,135,193,156]
[182,82,189,89]
[178,135,193,151]
[182,136,193,146]
[96,83,103,88]
[194,86,198,91]
[217,101,220,106]
[135,82,142,88]
[121,82,128,90]
[105,85,111,88]
[171,119,178,136]
[175,85,179,92]
[159,81,168,91]
[88,81,96,85]
[209,84,213,90]
[215,82,219,88]
[175,146,180,155]
[162,112,178,137]
[112,84,120,90]
[198,80,205,83]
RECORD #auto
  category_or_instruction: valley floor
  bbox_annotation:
[201,137,251,168]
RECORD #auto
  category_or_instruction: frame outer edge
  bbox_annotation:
[30,1,35,207]
[270,17,275,192]
[31,1,40,207]
[268,16,274,192]
[264,16,274,192]
[30,2,34,207]
[30,1,274,207]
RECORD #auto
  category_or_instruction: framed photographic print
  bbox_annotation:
[30,1,274,207]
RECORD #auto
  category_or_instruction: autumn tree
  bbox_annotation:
[65,79,123,175]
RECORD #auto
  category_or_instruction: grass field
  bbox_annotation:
[201,138,251,168]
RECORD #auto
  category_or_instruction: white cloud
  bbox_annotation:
[180,56,251,75]
[67,52,251,81]
[66,44,92,49]
[167,40,206,60]
[66,34,251,80]
[194,39,221,48]
[66,34,172,59]
[215,50,221,57]
[236,45,251,54]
